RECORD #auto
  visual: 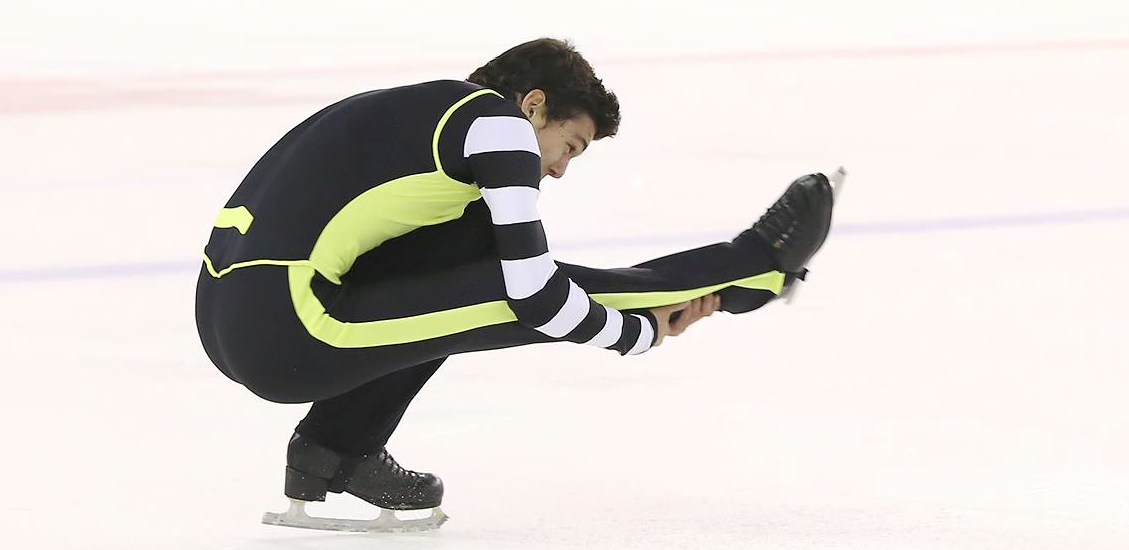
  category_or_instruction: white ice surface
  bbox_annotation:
[2,1,1128,549]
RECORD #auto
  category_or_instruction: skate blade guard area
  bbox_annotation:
[262,498,448,533]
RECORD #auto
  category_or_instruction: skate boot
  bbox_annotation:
[262,432,448,533]
[734,168,843,300]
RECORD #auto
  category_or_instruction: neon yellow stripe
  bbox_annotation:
[432,88,503,173]
[733,271,786,292]
[203,254,315,279]
[589,271,785,310]
[289,265,515,347]
[214,206,254,234]
[289,266,785,349]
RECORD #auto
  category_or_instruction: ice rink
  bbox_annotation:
[3,1,1128,548]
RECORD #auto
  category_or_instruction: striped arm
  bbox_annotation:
[464,113,656,356]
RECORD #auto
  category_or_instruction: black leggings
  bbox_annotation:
[196,199,780,455]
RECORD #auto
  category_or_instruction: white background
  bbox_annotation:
[2,1,1127,548]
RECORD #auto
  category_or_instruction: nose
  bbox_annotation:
[547,158,569,179]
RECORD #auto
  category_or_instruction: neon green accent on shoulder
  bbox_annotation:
[305,87,502,284]
[307,174,482,284]
[288,266,784,349]
[214,206,254,234]
[432,88,503,173]
[203,253,314,279]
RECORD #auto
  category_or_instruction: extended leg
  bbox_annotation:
[199,171,832,404]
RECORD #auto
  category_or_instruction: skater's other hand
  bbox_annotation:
[649,293,722,347]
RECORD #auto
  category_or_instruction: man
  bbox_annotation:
[195,37,836,532]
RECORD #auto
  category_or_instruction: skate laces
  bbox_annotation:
[377,449,423,478]
[748,188,805,249]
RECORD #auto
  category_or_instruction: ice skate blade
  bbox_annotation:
[262,498,448,533]
[828,166,847,201]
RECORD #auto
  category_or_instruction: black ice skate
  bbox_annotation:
[736,167,846,302]
[262,433,447,533]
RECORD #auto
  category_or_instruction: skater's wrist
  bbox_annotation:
[636,309,659,347]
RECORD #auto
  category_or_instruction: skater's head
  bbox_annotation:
[468,38,620,180]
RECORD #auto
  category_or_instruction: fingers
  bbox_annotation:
[703,293,720,316]
[669,298,699,335]
[669,294,721,336]
[649,294,722,348]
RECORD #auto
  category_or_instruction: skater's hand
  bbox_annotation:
[649,294,722,347]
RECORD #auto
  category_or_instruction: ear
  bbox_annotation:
[519,89,548,129]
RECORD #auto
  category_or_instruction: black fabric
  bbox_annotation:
[296,358,444,456]
[492,220,549,260]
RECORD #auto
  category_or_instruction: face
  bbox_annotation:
[519,90,596,180]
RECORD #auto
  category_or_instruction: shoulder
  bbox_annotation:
[436,81,531,143]
[424,80,524,119]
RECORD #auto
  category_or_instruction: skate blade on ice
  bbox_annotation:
[262,498,448,533]
[786,165,847,305]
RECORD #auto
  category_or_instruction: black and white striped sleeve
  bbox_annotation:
[463,106,657,356]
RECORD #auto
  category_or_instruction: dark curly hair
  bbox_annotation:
[467,38,621,139]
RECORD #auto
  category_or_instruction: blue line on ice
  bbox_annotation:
[2,207,1127,284]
